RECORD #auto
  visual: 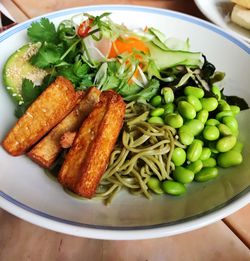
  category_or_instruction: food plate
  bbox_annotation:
[0,5,250,240]
[194,0,250,43]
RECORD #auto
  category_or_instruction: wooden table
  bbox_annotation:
[0,0,250,260]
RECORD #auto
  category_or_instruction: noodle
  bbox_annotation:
[95,102,183,203]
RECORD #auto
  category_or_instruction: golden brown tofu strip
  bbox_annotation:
[27,87,101,168]
[2,76,79,156]
[58,90,126,198]
[58,91,109,191]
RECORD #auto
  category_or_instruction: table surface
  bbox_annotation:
[0,0,249,260]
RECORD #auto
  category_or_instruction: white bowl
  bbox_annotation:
[0,5,249,240]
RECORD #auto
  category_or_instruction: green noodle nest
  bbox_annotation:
[95,102,185,204]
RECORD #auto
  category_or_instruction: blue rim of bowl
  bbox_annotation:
[0,5,249,236]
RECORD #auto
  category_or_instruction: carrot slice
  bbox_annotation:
[109,37,149,58]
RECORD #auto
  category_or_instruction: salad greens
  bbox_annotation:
[3,12,249,117]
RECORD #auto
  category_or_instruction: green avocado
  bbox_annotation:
[2,43,48,104]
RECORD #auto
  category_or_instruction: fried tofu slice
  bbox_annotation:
[27,87,101,168]
[2,76,79,156]
[60,131,77,149]
[58,90,126,198]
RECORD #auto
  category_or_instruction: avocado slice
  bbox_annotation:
[2,43,48,104]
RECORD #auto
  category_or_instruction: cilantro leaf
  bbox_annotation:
[15,79,47,118]
[27,18,58,43]
[22,79,41,102]
[30,42,64,68]
[57,66,79,84]
[73,61,90,77]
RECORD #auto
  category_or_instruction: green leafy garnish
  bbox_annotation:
[28,18,57,43]
[15,79,47,118]
[30,42,64,68]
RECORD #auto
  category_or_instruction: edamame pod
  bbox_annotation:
[222,116,238,133]
[195,167,218,182]
[200,97,218,112]
[184,86,204,98]
[173,166,194,184]
[218,100,231,111]
[150,95,162,107]
[203,125,220,141]
[187,95,202,111]
[216,135,237,152]
[187,139,203,162]
[216,110,234,121]
[217,150,243,168]
[178,101,196,119]
[150,107,165,117]
[230,105,240,115]
[172,148,186,166]
[164,113,183,128]
[202,158,217,167]
[162,180,186,196]
[179,131,194,146]
[148,116,164,125]
[163,103,175,115]
[147,177,164,194]
[205,119,220,126]
[162,87,174,103]
[199,147,211,161]
[218,123,232,136]
[196,110,209,124]
[187,160,203,173]
[184,119,204,136]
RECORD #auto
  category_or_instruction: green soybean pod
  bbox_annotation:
[217,150,243,168]
[200,97,218,112]
[196,110,209,124]
[187,139,203,162]
[172,148,186,166]
[164,113,183,128]
[232,141,244,153]
[195,167,219,182]
[218,100,231,111]
[150,95,162,107]
[199,147,211,161]
[230,105,240,115]
[179,130,194,146]
[163,103,175,115]
[222,116,238,132]
[202,158,217,167]
[203,125,220,141]
[148,116,164,125]
[205,119,220,126]
[211,85,221,100]
[218,123,232,136]
[187,95,202,111]
[173,166,194,184]
[184,86,204,98]
[161,87,174,103]
[184,119,204,136]
[216,110,234,121]
[162,180,186,196]
[147,177,164,194]
[178,101,196,119]
[150,107,165,117]
[216,135,237,152]
[187,160,203,174]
